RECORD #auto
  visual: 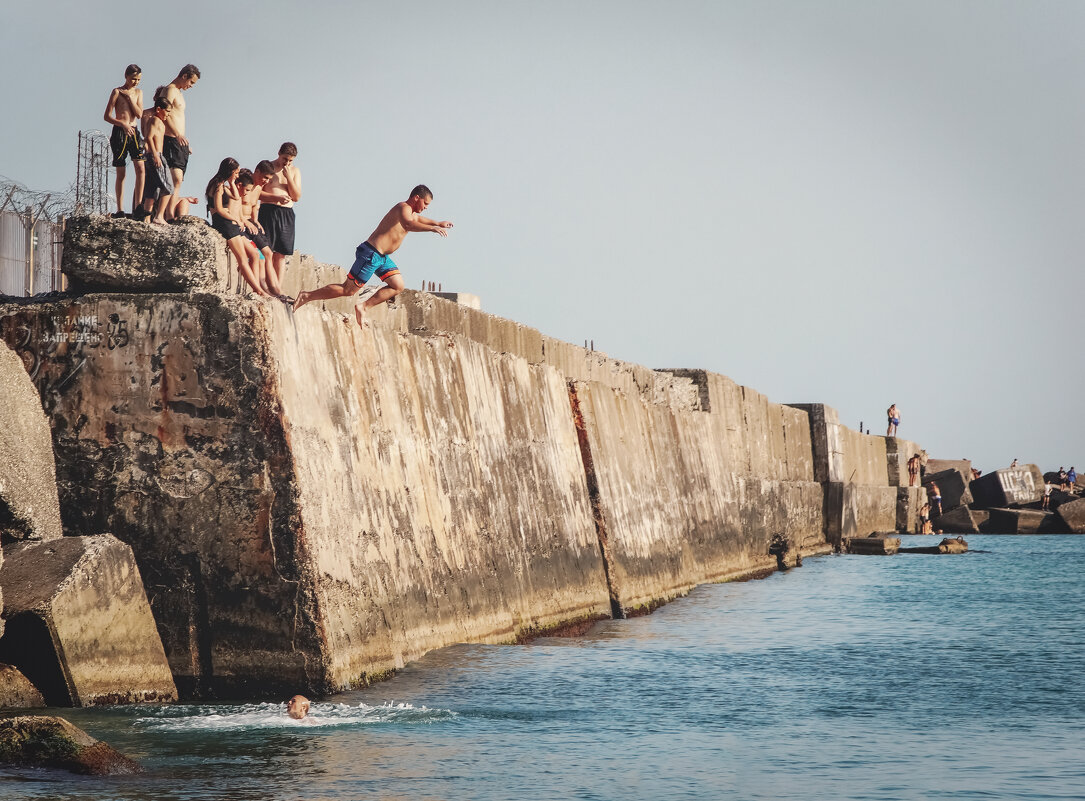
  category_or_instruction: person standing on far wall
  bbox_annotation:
[886,403,900,437]
[258,142,301,295]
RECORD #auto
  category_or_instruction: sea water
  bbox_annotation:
[2,535,1083,800]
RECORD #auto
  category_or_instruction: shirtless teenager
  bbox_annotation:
[162,64,200,198]
[258,143,302,292]
[236,167,277,295]
[886,404,900,437]
[103,64,145,216]
[139,97,173,225]
[292,185,453,328]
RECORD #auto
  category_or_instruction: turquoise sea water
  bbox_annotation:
[2,535,1083,800]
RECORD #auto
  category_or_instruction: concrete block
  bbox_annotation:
[1055,497,1085,533]
[896,486,928,533]
[923,468,973,512]
[431,291,481,309]
[970,465,1044,508]
[0,341,62,544]
[0,664,44,707]
[846,535,900,555]
[924,459,973,483]
[885,438,924,487]
[983,508,1055,535]
[61,216,228,293]
[0,536,176,706]
[929,505,979,534]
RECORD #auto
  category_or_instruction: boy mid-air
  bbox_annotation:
[292,186,452,328]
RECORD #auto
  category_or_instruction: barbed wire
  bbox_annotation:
[0,129,113,222]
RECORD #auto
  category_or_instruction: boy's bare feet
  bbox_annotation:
[354,303,369,328]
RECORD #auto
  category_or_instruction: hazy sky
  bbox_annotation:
[2,0,1082,473]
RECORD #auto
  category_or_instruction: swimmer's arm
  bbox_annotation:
[415,214,453,229]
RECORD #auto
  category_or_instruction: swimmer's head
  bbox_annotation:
[286,695,310,720]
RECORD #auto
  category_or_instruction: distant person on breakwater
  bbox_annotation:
[258,143,302,294]
[1058,467,1068,491]
[1010,458,1018,469]
[1042,484,1053,510]
[103,64,145,217]
[292,185,453,327]
[929,482,942,516]
[886,404,900,437]
[162,64,200,200]
[1069,467,1078,493]
[907,454,920,487]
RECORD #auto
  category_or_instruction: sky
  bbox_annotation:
[1,0,1082,474]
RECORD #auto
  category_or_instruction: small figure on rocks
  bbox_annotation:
[293,185,453,328]
[907,454,921,487]
[1058,467,1068,491]
[919,502,932,534]
[1042,484,1053,510]
[886,404,900,437]
[103,64,145,217]
[929,482,942,516]
[1069,467,1078,493]
[1010,458,1018,469]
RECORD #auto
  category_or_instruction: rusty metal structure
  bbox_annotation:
[0,129,111,297]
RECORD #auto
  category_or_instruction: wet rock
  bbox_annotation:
[1055,497,1085,534]
[970,465,1045,508]
[899,536,968,554]
[0,536,177,706]
[61,215,228,294]
[0,716,140,775]
[0,663,45,708]
[0,341,62,544]
[769,534,802,570]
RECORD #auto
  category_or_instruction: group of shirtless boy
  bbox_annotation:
[104,63,452,323]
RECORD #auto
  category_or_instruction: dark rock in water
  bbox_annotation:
[846,534,900,555]
[0,342,63,544]
[0,716,140,774]
[899,536,968,554]
[61,215,228,294]
[971,509,990,530]
[923,468,972,513]
[982,508,1054,534]
[970,465,1044,508]
[1055,497,1085,534]
[929,505,979,534]
[0,664,45,707]
[768,534,802,570]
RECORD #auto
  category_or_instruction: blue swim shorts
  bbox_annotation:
[348,241,399,286]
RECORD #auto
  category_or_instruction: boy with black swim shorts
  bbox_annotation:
[292,185,452,329]
[103,64,145,217]
[237,168,277,295]
[139,98,174,225]
[258,143,302,293]
[162,64,200,197]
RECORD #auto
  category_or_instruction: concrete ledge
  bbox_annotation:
[970,465,1045,508]
[0,535,176,706]
[62,216,228,294]
[1055,497,1085,533]
[982,508,1056,535]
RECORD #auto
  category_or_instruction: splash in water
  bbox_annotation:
[132,701,456,732]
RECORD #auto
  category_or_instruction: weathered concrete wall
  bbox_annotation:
[0,536,176,705]
[970,465,1045,508]
[0,340,62,544]
[572,371,826,614]
[271,302,612,688]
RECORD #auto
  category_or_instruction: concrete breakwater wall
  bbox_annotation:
[0,217,921,699]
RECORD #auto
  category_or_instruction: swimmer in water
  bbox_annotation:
[286,695,310,720]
